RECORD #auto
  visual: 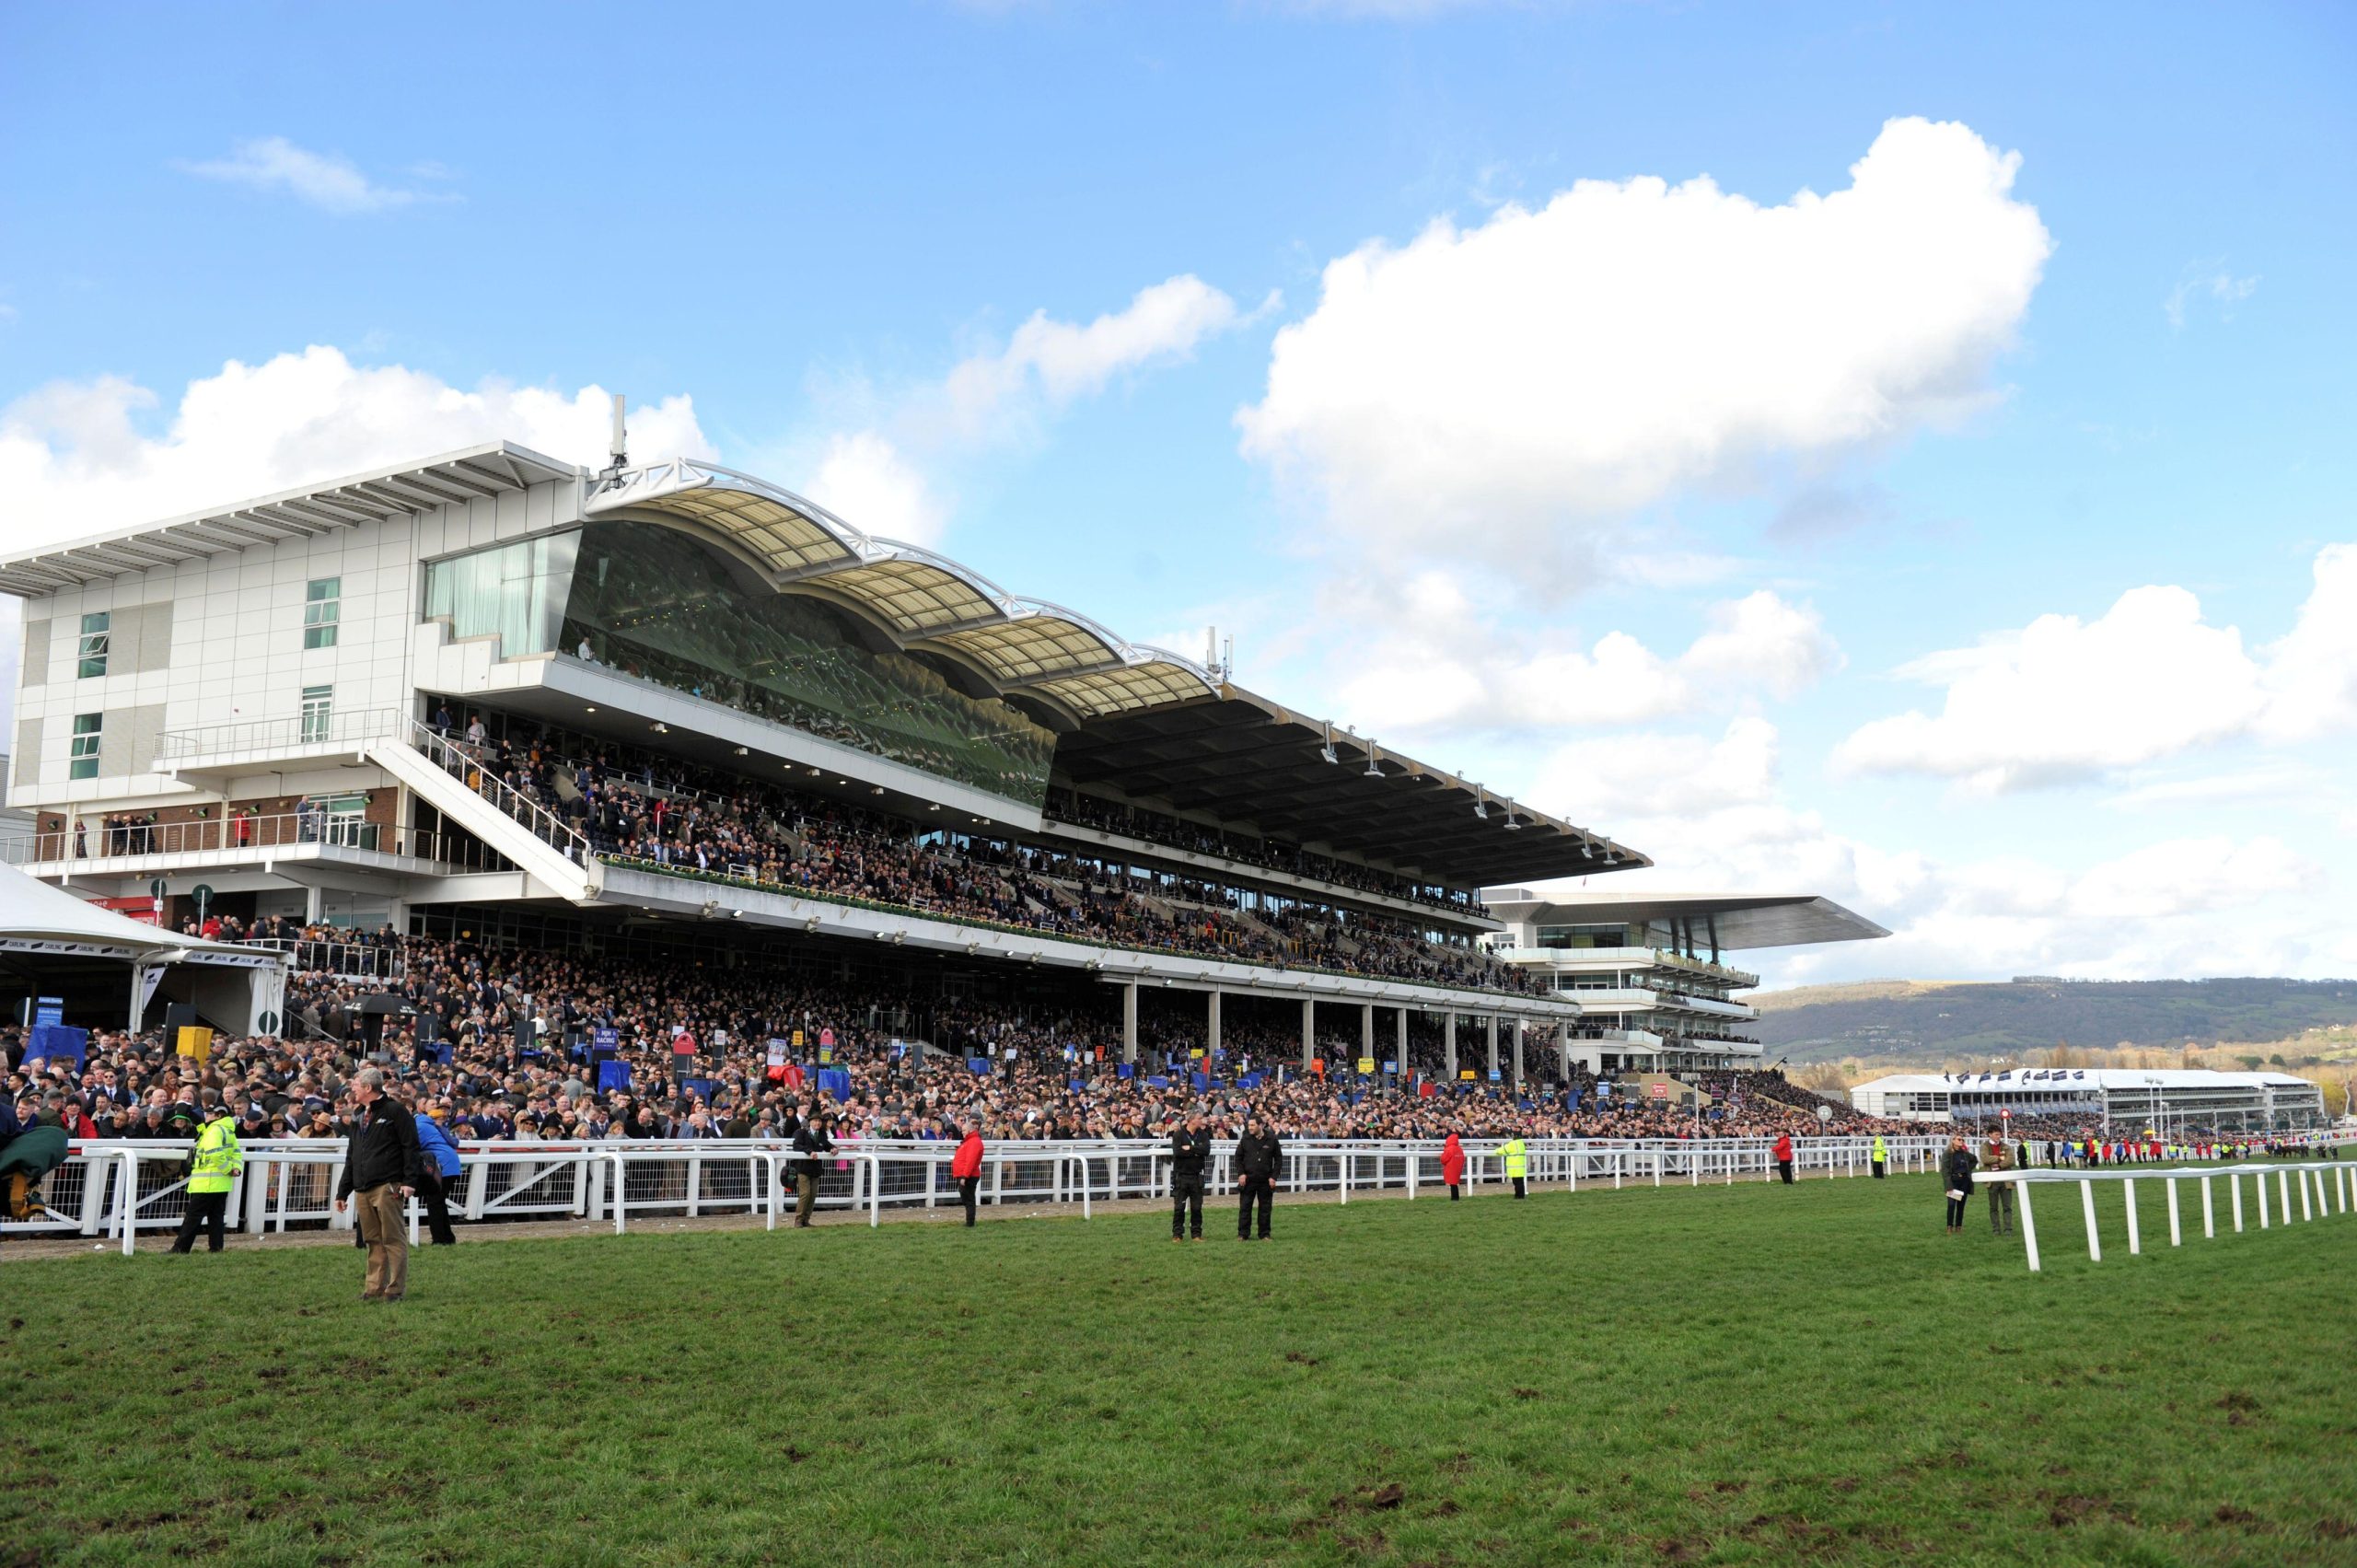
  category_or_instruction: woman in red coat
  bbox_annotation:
[1440,1131,1467,1201]
[1773,1132,1795,1185]
[950,1123,984,1226]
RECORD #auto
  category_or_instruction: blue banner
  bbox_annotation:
[815,1067,853,1102]
[1116,1063,1135,1079]
[29,1023,86,1065]
[592,1027,620,1058]
[597,1060,632,1093]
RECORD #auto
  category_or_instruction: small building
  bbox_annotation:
[1847,1067,2327,1133]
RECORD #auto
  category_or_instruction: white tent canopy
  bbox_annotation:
[0,864,285,1032]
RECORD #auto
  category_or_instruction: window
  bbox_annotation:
[69,713,101,780]
[303,577,341,649]
[319,792,373,849]
[76,611,110,679]
[300,684,334,744]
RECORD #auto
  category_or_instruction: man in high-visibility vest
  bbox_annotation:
[1870,1133,1887,1179]
[1501,1134,1528,1200]
[169,1103,243,1254]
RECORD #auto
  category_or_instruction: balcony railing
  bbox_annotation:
[0,810,505,874]
[156,707,408,764]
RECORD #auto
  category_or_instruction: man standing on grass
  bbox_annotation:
[333,1068,422,1304]
[1870,1132,1887,1179]
[1501,1132,1528,1199]
[1169,1110,1210,1242]
[1234,1110,1282,1241]
[951,1120,983,1226]
[792,1109,835,1228]
[168,1102,242,1254]
[1773,1132,1795,1185]
[1985,1135,2014,1237]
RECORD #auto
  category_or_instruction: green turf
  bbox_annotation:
[6,1171,2355,1567]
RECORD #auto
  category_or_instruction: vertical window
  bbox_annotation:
[69,713,102,779]
[76,611,110,679]
[300,684,334,744]
[304,577,342,649]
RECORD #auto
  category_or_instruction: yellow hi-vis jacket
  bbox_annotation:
[188,1114,244,1194]
[1501,1137,1528,1179]
[1871,1136,1887,1162]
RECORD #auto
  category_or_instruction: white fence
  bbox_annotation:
[1979,1160,2355,1272]
[11,1133,1969,1254]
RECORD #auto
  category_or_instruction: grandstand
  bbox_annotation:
[0,437,1874,1080]
[1849,1067,2328,1133]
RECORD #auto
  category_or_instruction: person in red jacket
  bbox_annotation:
[1773,1132,1795,1185]
[950,1122,984,1226]
[1440,1130,1467,1201]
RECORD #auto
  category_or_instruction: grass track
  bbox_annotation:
[5,1172,2354,1566]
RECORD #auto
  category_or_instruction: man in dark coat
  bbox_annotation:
[1168,1111,1211,1242]
[333,1068,423,1302]
[791,1109,835,1228]
[1233,1111,1283,1241]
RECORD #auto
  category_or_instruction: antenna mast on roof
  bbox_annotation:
[598,393,629,491]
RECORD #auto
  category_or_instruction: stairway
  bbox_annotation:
[366,721,601,902]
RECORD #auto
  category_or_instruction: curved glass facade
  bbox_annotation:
[505,521,1059,805]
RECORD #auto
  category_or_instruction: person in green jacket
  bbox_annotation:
[169,1105,243,1254]
[1870,1134,1887,1179]
[1501,1134,1529,1199]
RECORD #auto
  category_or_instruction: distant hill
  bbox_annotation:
[1751,976,2357,1065]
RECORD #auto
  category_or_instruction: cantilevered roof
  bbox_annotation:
[586,457,1220,720]
[0,442,580,597]
[1478,888,1888,950]
[1053,691,1643,889]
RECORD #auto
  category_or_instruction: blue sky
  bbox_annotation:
[3,1,2352,984]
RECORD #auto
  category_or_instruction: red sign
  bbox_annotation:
[92,896,164,927]
[1648,1082,1670,1099]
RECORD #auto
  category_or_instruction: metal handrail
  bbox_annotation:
[403,718,593,863]
[155,707,407,761]
[0,810,504,873]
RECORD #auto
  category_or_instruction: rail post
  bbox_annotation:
[2165,1177,2181,1248]
[2230,1172,2244,1233]
[2080,1179,2100,1262]
[2123,1179,2140,1256]
[2016,1177,2040,1272]
[2201,1174,2214,1238]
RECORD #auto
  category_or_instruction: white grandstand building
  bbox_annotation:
[1477,889,1887,1074]
[1848,1067,2328,1132]
[0,434,1883,1069]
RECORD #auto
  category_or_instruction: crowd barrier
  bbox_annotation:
[1977,1159,2355,1272]
[10,1133,2346,1257]
[12,1133,1961,1254]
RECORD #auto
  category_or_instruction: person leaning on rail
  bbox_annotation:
[168,1102,243,1254]
[791,1109,835,1228]
[334,1068,424,1304]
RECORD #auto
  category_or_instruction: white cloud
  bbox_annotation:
[0,345,713,551]
[177,137,451,215]
[1515,718,2335,984]
[2165,262,2259,330]
[1330,576,1838,736]
[1530,715,1782,820]
[1238,117,2051,564]
[936,274,1249,444]
[788,274,1255,543]
[1834,544,2357,792]
[803,431,947,548]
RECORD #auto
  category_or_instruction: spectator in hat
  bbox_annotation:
[950,1121,984,1226]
